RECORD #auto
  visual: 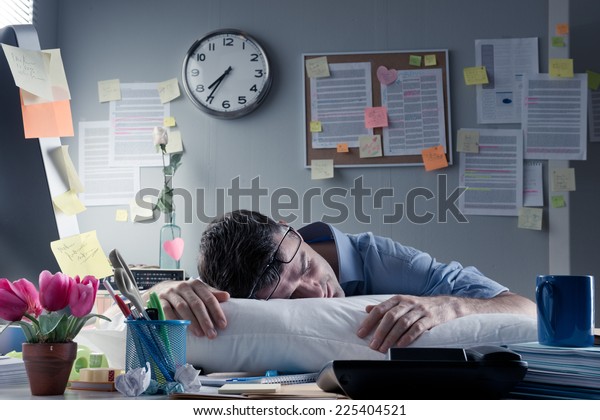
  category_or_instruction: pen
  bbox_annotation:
[103,278,132,318]
[226,376,265,383]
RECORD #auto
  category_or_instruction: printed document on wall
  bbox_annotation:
[381,68,447,156]
[523,74,587,160]
[475,38,539,124]
[459,129,523,216]
[310,62,372,149]
[109,83,170,166]
[589,89,600,142]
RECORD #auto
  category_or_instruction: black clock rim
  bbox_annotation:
[181,28,272,119]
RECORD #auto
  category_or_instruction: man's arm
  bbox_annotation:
[357,291,536,353]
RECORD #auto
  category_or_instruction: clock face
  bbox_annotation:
[182,29,272,119]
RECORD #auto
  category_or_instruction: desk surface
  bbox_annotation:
[0,383,163,400]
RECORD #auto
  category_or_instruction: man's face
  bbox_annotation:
[253,231,345,299]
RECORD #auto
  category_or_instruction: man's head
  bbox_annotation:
[198,210,344,299]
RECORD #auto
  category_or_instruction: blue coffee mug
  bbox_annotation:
[536,275,595,347]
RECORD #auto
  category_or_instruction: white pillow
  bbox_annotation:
[78,294,537,373]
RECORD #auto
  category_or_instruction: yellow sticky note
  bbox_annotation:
[305,56,330,78]
[424,55,437,67]
[115,209,129,222]
[421,145,448,171]
[556,23,569,35]
[549,58,574,78]
[552,168,576,191]
[364,106,388,128]
[409,55,422,67]
[551,195,566,208]
[50,230,113,278]
[552,37,566,47]
[20,91,74,139]
[52,190,86,215]
[1,44,53,101]
[457,130,480,153]
[164,116,176,127]
[54,145,85,193]
[359,135,382,158]
[311,159,334,180]
[587,70,600,90]
[310,121,322,132]
[463,66,489,85]
[337,143,349,153]
[165,129,184,154]
[518,207,543,230]
[19,48,71,105]
[157,78,181,104]
[98,79,121,102]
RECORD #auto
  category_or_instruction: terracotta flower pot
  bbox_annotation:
[22,342,77,396]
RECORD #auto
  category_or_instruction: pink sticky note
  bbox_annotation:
[163,237,185,261]
[376,66,398,85]
[364,107,388,128]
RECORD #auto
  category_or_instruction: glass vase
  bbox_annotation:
[159,212,182,269]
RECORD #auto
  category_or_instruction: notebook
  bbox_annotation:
[198,372,318,387]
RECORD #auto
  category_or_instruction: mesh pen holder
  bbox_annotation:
[125,319,190,385]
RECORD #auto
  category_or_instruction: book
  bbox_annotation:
[68,380,117,392]
[218,383,281,395]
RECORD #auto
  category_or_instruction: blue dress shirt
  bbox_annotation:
[298,222,508,299]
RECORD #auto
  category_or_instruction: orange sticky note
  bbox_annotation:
[20,90,74,138]
[556,23,569,35]
[337,143,349,153]
[421,145,448,171]
[364,106,388,128]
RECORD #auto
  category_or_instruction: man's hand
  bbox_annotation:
[356,292,536,353]
[148,278,230,338]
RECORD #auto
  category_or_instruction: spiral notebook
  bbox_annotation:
[198,372,318,387]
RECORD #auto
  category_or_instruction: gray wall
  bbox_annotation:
[34,0,592,306]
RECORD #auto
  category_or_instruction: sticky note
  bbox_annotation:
[549,58,574,78]
[157,78,181,104]
[311,159,334,180]
[552,37,566,47]
[164,116,176,127]
[555,23,569,35]
[457,130,480,153]
[337,143,349,153]
[50,230,113,278]
[20,91,74,139]
[98,79,121,102]
[1,43,53,101]
[55,145,84,193]
[518,207,543,230]
[310,121,322,132]
[305,56,330,78]
[165,129,184,154]
[359,135,382,158]
[463,66,489,85]
[17,49,71,106]
[587,70,600,90]
[551,195,566,208]
[424,55,437,66]
[552,168,576,191]
[115,209,129,222]
[52,190,86,215]
[409,55,422,67]
[364,106,388,128]
[421,145,448,171]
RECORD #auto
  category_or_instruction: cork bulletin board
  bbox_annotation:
[303,50,451,168]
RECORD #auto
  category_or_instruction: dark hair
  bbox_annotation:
[197,209,284,298]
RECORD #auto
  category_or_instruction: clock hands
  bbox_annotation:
[206,66,232,104]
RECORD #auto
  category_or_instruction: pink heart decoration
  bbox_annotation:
[163,237,185,261]
[376,65,398,85]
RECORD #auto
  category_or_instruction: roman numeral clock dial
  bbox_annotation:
[182,29,273,119]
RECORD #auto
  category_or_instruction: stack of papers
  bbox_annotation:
[507,342,600,399]
[0,356,28,386]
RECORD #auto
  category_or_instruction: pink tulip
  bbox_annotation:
[39,270,73,312]
[69,275,99,317]
[0,278,42,322]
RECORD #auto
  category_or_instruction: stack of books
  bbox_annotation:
[506,342,600,399]
[0,356,28,386]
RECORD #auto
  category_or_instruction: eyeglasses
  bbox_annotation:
[247,226,302,300]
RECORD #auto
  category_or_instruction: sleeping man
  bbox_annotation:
[149,209,536,353]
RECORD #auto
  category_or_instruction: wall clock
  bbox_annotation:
[182,29,273,119]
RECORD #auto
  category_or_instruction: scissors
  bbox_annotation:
[109,249,150,320]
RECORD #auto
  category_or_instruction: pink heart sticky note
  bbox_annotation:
[163,237,185,261]
[376,66,398,85]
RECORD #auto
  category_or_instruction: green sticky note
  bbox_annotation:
[552,36,565,47]
[551,195,566,208]
[587,70,600,90]
[409,55,422,67]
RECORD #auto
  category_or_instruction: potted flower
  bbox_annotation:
[0,270,110,395]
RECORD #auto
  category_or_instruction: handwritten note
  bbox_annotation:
[552,168,576,191]
[50,230,113,278]
[424,55,437,67]
[21,92,74,139]
[336,143,349,153]
[551,195,566,208]
[364,106,388,128]
[98,79,121,102]
[1,43,53,101]
[549,58,574,78]
[310,121,322,132]
[157,78,181,103]
[457,130,480,153]
[305,56,330,78]
[52,190,86,215]
[463,66,489,85]
[359,135,382,158]
[421,145,448,171]
[518,207,543,230]
[409,55,422,67]
[311,159,334,180]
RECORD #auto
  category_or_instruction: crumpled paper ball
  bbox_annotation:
[115,362,152,397]
[174,364,202,393]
